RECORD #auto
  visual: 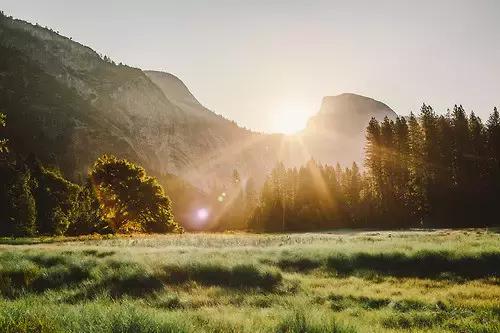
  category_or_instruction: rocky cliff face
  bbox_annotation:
[144,70,285,186]
[0,14,283,187]
[0,13,397,189]
[297,93,397,167]
[307,93,396,134]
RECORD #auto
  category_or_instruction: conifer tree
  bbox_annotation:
[0,113,7,154]
[487,107,500,168]
[407,112,426,224]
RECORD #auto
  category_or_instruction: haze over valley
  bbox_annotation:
[0,13,398,189]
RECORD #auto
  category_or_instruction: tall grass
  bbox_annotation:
[0,229,498,332]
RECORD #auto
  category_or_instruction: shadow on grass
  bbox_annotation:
[328,294,428,312]
[65,261,165,302]
[381,307,499,332]
[164,263,282,291]
[65,262,282,302]
[277,251,499,280]
[276,312,356,333]
[277,257,323,272]
[325,251,499,279]
[0,262,92,298]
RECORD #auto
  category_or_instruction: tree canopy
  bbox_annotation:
[89,155,182,234]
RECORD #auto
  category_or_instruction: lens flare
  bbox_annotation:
[196,208,209,220]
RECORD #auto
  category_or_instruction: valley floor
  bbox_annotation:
[0,229,499,332]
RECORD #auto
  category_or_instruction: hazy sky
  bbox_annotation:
[3,0,500,133]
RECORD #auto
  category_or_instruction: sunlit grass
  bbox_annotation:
[0,229,498,332]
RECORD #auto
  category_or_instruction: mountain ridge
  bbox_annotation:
[0,12,398,189]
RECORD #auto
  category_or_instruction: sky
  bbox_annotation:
[2,0,500,133]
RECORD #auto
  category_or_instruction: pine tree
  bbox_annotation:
[345,162,361,223]
[365,118,382,185]
[0,113,7,154]
[468,112,487,177]
[232,169,241,185]
[407,112,426,224]
[452,105,471,187]
[393,116,411,224]
[487,107,500,168]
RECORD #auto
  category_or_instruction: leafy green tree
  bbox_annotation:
[0,163,36,236]
[0,116,36,236]
[89,155,181,233]
[24,156,79,235]
[67,181,109,235]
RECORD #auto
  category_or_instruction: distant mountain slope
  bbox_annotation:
[297,93,398,167]
[145,71,210,118]
[0,12,398,190]
[0,13,179,173]
[307,93,396,134]
[0,44,138,174]
[0,13,281,187]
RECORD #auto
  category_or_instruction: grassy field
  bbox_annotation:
[0,229,498,332]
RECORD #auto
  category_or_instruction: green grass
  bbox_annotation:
[0,229,498,332]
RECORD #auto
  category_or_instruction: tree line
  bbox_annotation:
[2,103,499,236]
[248,104,500,231]
[0,113,181,237]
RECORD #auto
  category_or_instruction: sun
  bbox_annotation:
[269,103,309,134]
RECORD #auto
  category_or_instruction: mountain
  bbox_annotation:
[0,12,397,190]
[144,71,212,119]
[296,93,397,166]
[0,13,283,188]
[307,93,396,135]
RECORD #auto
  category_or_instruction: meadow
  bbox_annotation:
[0,229,498,333]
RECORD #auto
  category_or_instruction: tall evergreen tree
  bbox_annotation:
[486,107,500,168]
[0,112,7,154]
[0,163,36,236]
[407,112,426,224]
